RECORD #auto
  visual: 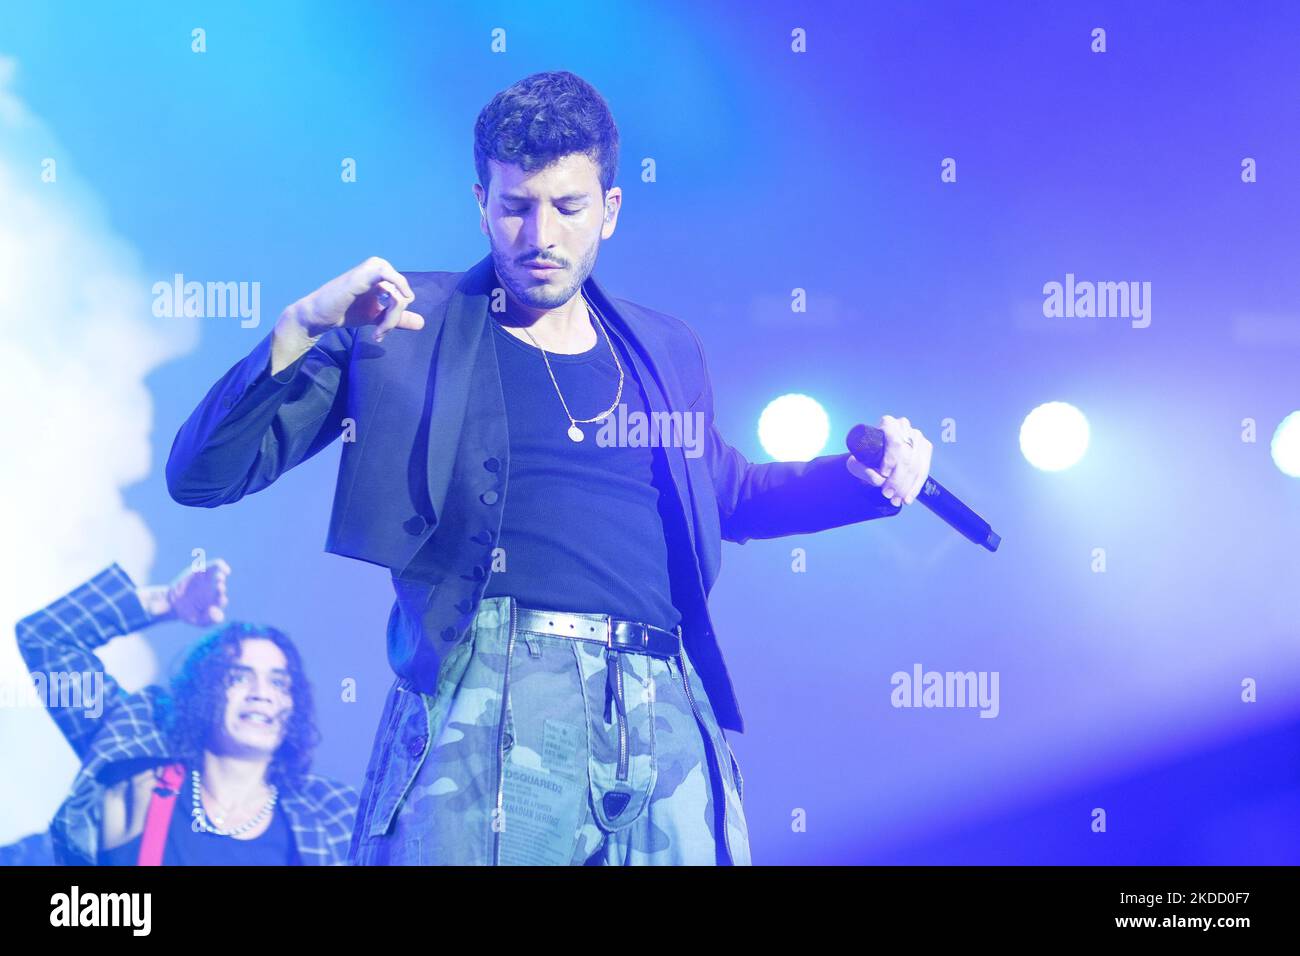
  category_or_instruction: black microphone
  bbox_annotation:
[846,423,1001,552]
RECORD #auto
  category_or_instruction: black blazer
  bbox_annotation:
[166,252,898,732]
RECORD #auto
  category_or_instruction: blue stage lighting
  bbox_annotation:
[1271,411,1300,478]
[758,394,830,462]
[1020,401,1090,472]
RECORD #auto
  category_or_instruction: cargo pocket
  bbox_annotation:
[366,679,432,838]
[576,644,657,832]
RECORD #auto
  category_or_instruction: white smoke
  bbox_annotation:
[0,55,196,844]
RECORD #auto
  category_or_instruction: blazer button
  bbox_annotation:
[471,530,493,546]
[459,566,487,583]
[483,457,501,472]
[456,598,473,615]
[407,734,427,758]
[441,626,457,642]
[479,490,499,506]
[403,515,429,535]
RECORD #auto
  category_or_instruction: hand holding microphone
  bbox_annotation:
[845,417,1001,552]
[844,414,933,506]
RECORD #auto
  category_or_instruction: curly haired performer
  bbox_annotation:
[16,560,357,865]
[168,71,932,865]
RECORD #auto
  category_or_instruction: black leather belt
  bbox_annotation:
[513,605,682,658]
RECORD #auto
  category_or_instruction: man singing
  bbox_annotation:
[167,70,933,865]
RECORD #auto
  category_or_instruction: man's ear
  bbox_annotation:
[475,187,489,237]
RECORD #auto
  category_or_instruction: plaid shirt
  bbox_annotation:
[15,563,358,865]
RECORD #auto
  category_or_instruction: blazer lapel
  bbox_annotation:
[424,253,495,524]
[584,273,701,557]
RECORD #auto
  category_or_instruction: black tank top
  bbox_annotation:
[97,767,299,866]
[481,315,685,632]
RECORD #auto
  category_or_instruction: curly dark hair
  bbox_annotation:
[159,622,320,791]
[474,70,620,199]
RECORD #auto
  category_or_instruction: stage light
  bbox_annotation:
[1271,411,1300,478]
[758,393,830,461]
[1020,401,1090,472]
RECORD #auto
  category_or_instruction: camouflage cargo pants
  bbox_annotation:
[349,595,750,865]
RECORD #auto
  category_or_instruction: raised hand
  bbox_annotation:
[271,256,424,373]
[165,558,232,626]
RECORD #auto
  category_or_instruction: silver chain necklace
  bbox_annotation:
[190,768,278,837]
[520,288,625,442]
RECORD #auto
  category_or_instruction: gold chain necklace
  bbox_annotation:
[520,288,625,442]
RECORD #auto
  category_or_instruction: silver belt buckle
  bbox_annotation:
[605,615,613,649]
[640,623,650,649]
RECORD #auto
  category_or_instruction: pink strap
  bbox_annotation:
[136,763,185,867]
